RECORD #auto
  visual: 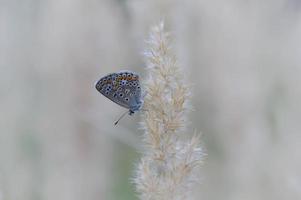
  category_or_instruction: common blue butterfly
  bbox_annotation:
[95,70,143,125]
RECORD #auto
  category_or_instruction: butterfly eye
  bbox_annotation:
[122,74,127,78]
[119,93,124,97]
[105,91,109,95]
[133,83,137,87]
[127,74,132,77]
[137,86,141,89]
[129,82,133,87]
[125,98,129,101]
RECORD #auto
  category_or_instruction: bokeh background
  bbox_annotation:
[1,0,301,199]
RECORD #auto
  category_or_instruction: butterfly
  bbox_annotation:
[95,70,144,125]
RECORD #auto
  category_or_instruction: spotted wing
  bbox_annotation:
[95,71,141,110]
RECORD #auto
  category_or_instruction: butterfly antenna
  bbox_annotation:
[114,110,130,125]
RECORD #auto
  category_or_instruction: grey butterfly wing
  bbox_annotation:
[95,72,130,109]
[122,81,142,111]
[95,71,141,110]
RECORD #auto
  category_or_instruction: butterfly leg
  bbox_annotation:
[129,110,135,115]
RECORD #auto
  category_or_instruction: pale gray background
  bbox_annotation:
[1,0,301,199]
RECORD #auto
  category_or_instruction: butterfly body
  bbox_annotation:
[95,70,143,117]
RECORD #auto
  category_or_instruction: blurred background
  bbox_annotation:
[1,0,301,199]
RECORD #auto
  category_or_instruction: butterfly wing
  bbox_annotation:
[95,71,141,110]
